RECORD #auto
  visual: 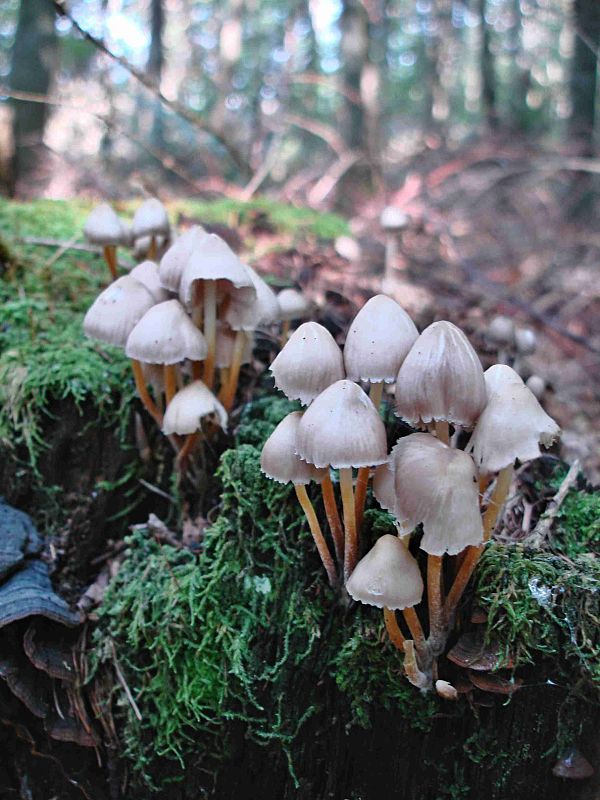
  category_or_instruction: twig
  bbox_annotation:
[20,236,100,253]
[523,460,581,549]
[308,151,363,206]
[111,641,142,721]
[51,1,250,174]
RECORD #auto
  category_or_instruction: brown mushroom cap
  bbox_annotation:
[260,412,326,485]
[467,364,560,474]
[270,322,345,406]
[162,380,227,434]
[389,432,483,555]
[132,198,170,239]
[395,320,486,429]
[346,534,423,610]
[83,275,156,347]
[344,294,418,383]
[296,379,388,469]
[125,299,208,364]
[83,203,124,246]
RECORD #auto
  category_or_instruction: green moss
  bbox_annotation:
[235,394,301,446]
[555,487,600,557]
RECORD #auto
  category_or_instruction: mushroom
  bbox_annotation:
[445,364,560,628]
[372,462,397,517]
[163,380,227,466]
[132,198,170,260]
[83,276,162,423]
[526,374,546,399]
[379,206,409,290]
[435,679,458,700]
[346,534,424,655]
[179,233,255,389]
[389,432,483,648]
[276,288,313,344]
[125,299,208,406]
[486,315,515,363]
[260,412,337,587]
[270,322,345,406]
[296,380,388,581]
[514,327,536,356]
[158,226,206,294]
[83,203,126,280]
[220,265,279,411]
[344,294,418,530]
[129,260,171,303]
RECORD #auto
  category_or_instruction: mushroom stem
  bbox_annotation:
[102,245,118,281]
[402,607,426,652]
[294,485,338,588]
[176,431,201,472]
[191,361,203,380]
[130,359,163,426]
[427,554,444,641]
[383,607,406,651]
[280,319,290,348]
[203,281,217,389]
[321,473,345,566]
[444,464,514,625]
[354,382,384,530]
[339,467,358,582]
[164,364,178,405]
[221,330,246,412]
[434,420,450,445]
[402,639,431,689]
[147,235,158,261]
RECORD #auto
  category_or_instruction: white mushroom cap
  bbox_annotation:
[390,433,483,555]
[125,299,208,365]
[466,364,560,474]
[344,294,419,383]
[132,198,170,239]
[83,203,125,246]
[526,374,546,399]
[158,226,206,292]
[270,322,345,406]
[515,327,537,355]
[179,233,254,307]
[395,320,486,430]
[487,315,515,346]
[276,288,313,322]
[224,265,280,331]
[215,322,253,369]
[380,206,409,230]
[162,380,227,434]
[260,412,326,486]
[372,462,397,515]
[83,275,155,347]
[296,380,388,469]
[129,261,171,303]
[346,535,423,610]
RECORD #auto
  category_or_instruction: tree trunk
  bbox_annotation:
[340,0,370,152]
[479,0,497,129]
[148,0,165,147]
[8,0,58,194]
[569,0,600,155]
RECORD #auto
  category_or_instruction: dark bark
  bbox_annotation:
[479,0,497,129]
[8,0,58,194]
[340,0,370,151]
[569,0,600,154]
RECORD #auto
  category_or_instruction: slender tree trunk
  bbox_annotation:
[8,0,58,194]
[478,0,497,129]
[340,0,369,152]
[148,0,165,147]
[569,0,600,155]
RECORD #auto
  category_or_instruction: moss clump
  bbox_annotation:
[235,394,301,446]
[475,544,600,688]
[555,486,600,557]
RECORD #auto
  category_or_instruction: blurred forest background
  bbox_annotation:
[0,0,599,208]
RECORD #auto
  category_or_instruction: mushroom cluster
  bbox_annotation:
[261,294,560,692]
[82,200,310,470]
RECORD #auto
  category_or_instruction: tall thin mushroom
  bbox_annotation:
[83,203,126,280]
[132,198,170,261]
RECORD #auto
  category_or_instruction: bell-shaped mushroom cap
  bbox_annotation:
[296,380,388,469]
[179,233,254,306]
[276,288,312,321]
[83,203,124,246]
[162,380,227,435]
[224,265,280,331]
[390,433,483,555]
[346,535,423,610]
[515,327,536,355]
[373,462,397,515]
[270,322,344,406]
[487,315,515,346]
[466,364,560,474]
[129,261,171,303]
[158,226,206,292]
[260,412,326,486]
[344,294,418,383]
[380,206,409,230]
[125,299,208,365]
[83,275,155,347]
[525,374,546,399]
[395,320,486,429]
[132,198,170,239]
[215,322,253,369]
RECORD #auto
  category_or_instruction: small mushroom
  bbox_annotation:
[296,380,388,581]
[486,315,515,363]
[132,198,170,259]
[270,322,345,406]
[129,260,171,303]
[276,288,313,344]
[158,226,206,293]
[163,380,227,436]
[260,412,337,587]
[380,206,409,289]
[83,202,125,280]
[526,374,546,399]
[435,679,458,700]
[515,327,537,356]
